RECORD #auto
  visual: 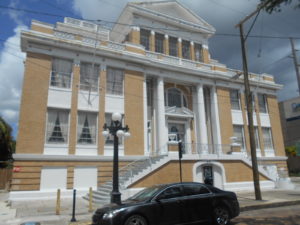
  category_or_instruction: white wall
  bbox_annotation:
[40,167,67,191]
[74,167,97,190]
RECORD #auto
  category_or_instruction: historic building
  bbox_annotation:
[11,1,291,200]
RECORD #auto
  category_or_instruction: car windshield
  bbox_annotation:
[127,186,163,201]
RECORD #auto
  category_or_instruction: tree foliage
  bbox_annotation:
[0,116,14,167]
[261,0,300,13]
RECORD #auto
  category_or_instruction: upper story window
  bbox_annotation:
[194,43,203,62]
[182,40,190,60]
[50,58,73,88]
[262,127,274,150]
[233,125,245,150]
[77,112,97,145]
[230,89,241,110]
[169,36,178,57]
[46,109,69,144]
[258,93,268,113]
[106,67,124,96]
[80,62,100,92]
[155,33,164,53]
[165,88,187,108]
[140,29,150,51]
[254,127,260,150]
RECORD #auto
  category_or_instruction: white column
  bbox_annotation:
[143,77,149,156]
[196,84,208,154]
[211,86,222,154]
[156,77,167,154]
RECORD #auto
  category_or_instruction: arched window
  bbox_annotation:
[165,88,188,108]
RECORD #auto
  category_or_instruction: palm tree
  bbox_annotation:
[0,116,14,167]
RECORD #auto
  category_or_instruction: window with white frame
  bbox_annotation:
[77,112,97,145]
[262,127,274,150]
[104,113,123,145]
[169,36,178,57]
[233,125,245,150]
[155,33,164,53]
[140,29,150,51]
[194,43,203,62]
[165,88,187,108]
[50,58,73,88]
[230,89,241,110]
[182,40,190,60]
[46,109,69,144]
[80,62,100,92]
[106,67,124,95]
[258,94,268,113]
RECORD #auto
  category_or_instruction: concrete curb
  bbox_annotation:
[240,200,300,212]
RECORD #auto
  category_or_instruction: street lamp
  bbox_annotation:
[102,112,130,204]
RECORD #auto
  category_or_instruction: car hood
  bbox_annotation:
[96,199,145,212]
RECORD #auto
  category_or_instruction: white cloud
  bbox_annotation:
[0,25,27,132]
[8,0,25,26]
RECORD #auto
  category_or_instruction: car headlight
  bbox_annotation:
[103,208,125,219]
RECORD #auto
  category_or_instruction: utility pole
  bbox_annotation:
[235,1,271,201]
[290,38,300,95]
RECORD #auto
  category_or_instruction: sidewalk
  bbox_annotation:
[1,186,300,225]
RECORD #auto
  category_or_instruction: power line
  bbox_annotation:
[1,5,300,40]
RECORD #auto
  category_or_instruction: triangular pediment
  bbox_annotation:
[130,1,215,33]
[165,106,194,118]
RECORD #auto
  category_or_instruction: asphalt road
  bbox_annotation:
[231,204,300,225]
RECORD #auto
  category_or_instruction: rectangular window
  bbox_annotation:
[244,93,255,110]
[233,125,245,150]
[80,62,100,92]
[169,36,178,57]
[262,127,273,150]
[50,58,73,88]
[254,127,260,149]
[155,33,164,53]
[230,90,241,110]
[140,29,150,51]
[46,109,69,144]
[105,113,123,145]
[194,43,203,62]
[106,67,124,95]
[182,40,190,60]
[77,112,97,145]
[258,94,268,113]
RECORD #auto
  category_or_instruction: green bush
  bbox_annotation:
[285,146,297,156]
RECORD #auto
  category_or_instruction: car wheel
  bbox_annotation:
[213,206,230,225]
[124,215,147,225]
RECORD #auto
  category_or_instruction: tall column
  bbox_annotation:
[156,77,167,154]
[178,38,182,58]
[196,84,208,154]
[164,34,169,55]
[143,76,149,155]
[211,86,222,154]
[129,26,140,45]
[150,30,155,52]
[190,41,195,61]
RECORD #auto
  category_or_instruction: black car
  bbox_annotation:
[92,182,239,225]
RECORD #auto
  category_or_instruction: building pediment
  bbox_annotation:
[165,106,194,118]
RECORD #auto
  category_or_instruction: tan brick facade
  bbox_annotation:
[217,87,233,148]
[267,95,286,156]
[16,53,51,154]
[124,70,144,155]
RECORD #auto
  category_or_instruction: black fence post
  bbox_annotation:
[70,189,77,222]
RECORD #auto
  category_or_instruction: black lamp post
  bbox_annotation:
[102,112,130,205]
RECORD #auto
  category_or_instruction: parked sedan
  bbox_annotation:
[92,182,239,225]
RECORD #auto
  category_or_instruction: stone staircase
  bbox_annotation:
[84,154,168,204]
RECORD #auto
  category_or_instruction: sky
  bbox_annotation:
[0,0,299,139]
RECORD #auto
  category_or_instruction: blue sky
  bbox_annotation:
[0,0,299,139]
